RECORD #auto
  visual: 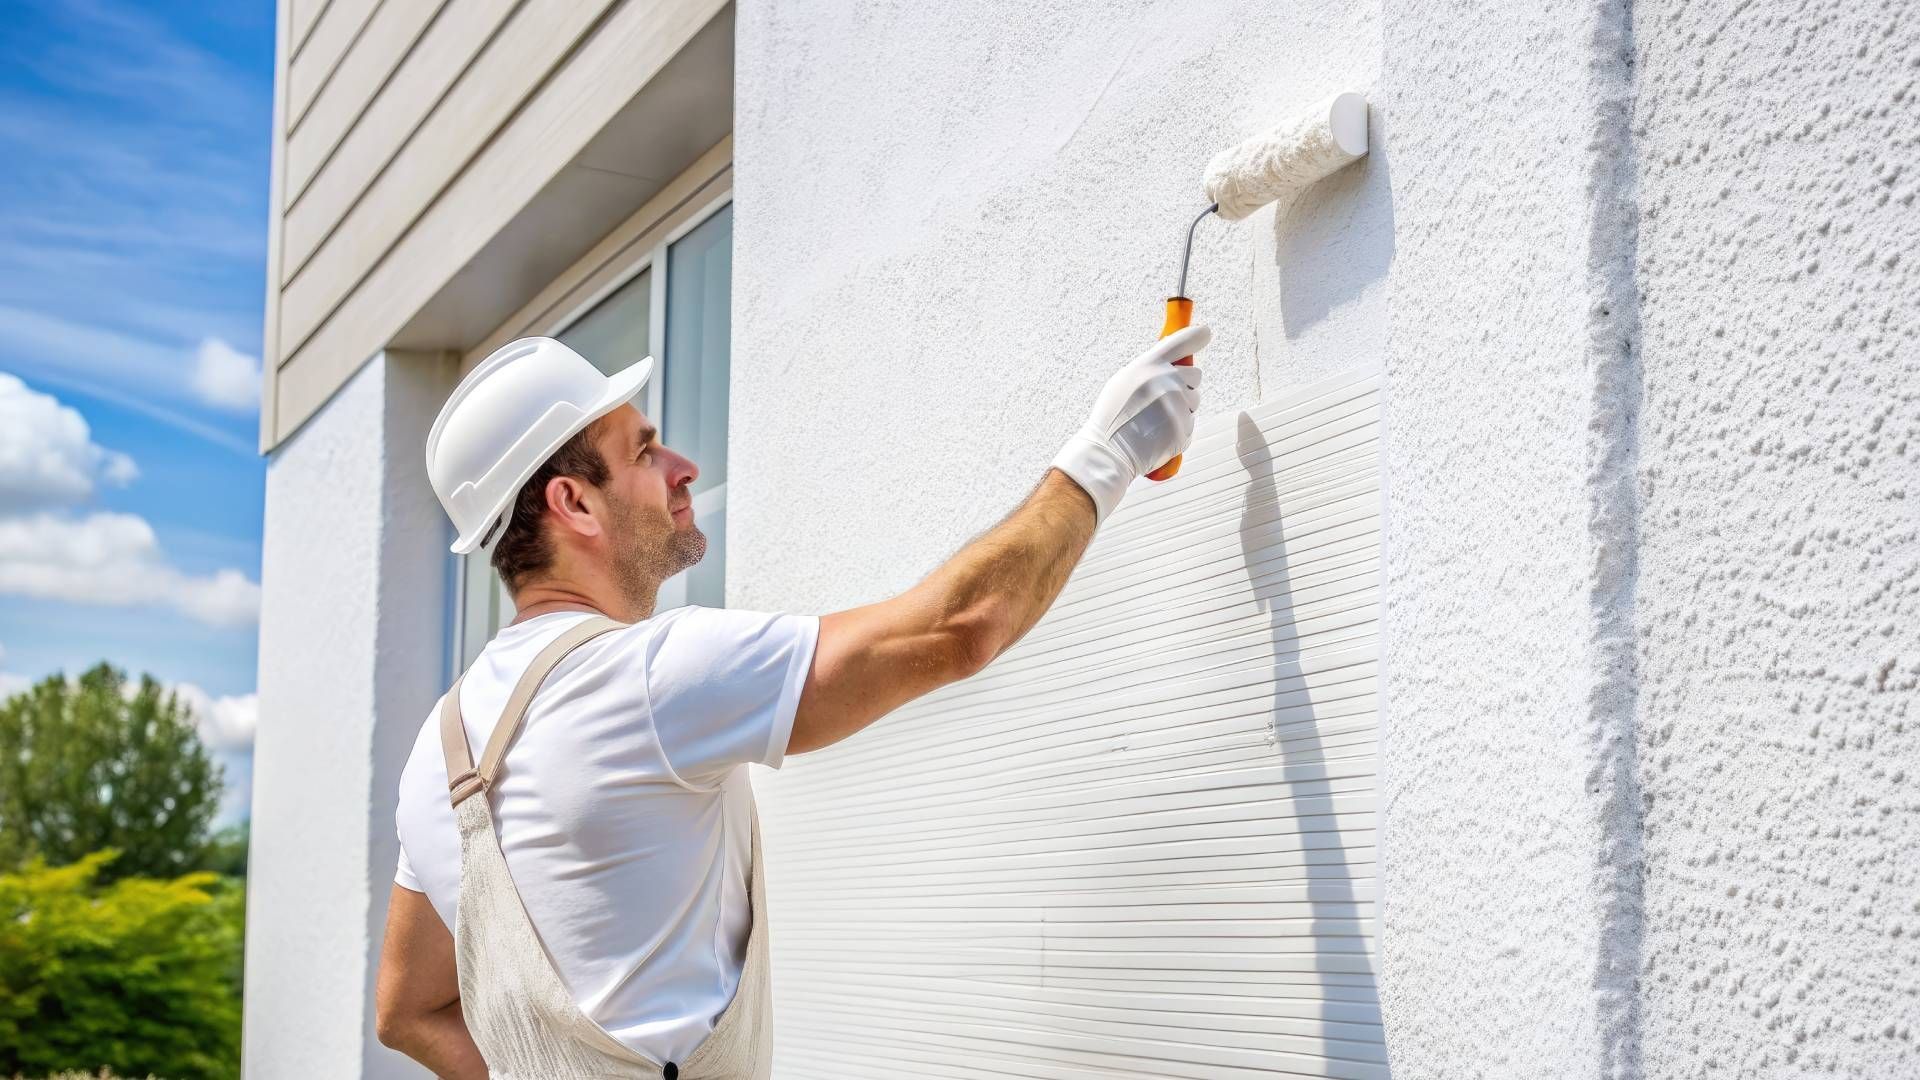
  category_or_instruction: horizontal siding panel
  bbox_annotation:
[277,0,519,247]
[759,369,1385,1078]
[270,0,724,441]
[281,0,448,201]
[285,0,379,127]
[288,0,329,56]
[279,0,608,302]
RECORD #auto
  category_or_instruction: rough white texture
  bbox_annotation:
[245,352,451,1079]
[1375,0,1636,1071]
[1631,0,1920,1073]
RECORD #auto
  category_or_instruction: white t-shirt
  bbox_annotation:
[393,606,819,1064]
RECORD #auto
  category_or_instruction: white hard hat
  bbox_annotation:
[426,336,653,555]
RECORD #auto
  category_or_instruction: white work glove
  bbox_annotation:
[1052,324,1210,525]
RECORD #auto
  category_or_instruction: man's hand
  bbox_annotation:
[1051,325,1210,524]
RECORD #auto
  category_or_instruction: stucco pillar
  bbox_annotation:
[1379,0,1646,1073]
[244,350,454,1079]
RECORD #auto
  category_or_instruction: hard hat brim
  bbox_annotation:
[448,355,654,556]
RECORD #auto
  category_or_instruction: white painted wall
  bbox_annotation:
[246,352,450,1078]
[240,0,1918,1075]
[732,0,1392,1075]
[729,0,1387,617]
[1374,0,1639,1071]
[753,373,1386,1076]
[1631,0,1920,1072]
[731,0,1918,1077]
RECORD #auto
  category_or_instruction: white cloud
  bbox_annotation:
[0,313,260,456]
[0,381,260,627]
[190,338,260,411]
[0,371,137,507]
[176,684,256,826]
[0,511,260,627]
[167,681,257,753]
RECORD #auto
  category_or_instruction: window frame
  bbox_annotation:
[450,163,734,673]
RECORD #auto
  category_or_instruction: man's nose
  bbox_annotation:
[666,447,698,488]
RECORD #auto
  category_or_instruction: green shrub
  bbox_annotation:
[0,853,242,1080]
[10,1072,158,1079]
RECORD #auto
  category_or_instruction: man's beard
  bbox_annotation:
[606,489,706,612]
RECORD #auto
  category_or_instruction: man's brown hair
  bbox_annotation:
[487,421,610,592]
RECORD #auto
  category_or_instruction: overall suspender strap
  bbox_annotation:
[441,615,628,808]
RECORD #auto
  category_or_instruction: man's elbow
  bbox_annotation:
[374,1011,403,1051]
[374,984,423,1053]
[949,605,1009,680]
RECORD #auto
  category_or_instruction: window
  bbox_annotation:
[660,202,731,609]
[452,197,733,669]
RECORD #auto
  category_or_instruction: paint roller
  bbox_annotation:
[1146,91,1371,481]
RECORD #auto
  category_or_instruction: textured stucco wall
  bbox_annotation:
[739,1,1919,1077]
[1375,0,1643,1071]
[245,352,450,1079]
[729,0,1386,617]
[1632,0,1920,1073]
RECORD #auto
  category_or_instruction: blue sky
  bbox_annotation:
[0,1,273,819]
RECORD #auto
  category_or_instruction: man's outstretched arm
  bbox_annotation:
[788,325,1209,755]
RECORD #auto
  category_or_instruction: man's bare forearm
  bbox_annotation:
[919,468,1099,667]
[384,1001,487,1079]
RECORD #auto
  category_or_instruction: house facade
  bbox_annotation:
[245,0,1917,1077]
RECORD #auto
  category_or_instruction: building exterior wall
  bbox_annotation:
[732,0,1919,1076]
[1373,0,1636,1068]
[259,0,727,449]
[243,0,1918,1076]
[245,351,452,1078]
[732,0,1392,1074]
[1631,0,1920,1073]
[729,0,1386,614]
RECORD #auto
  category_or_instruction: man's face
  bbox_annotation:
[591,404,705,603]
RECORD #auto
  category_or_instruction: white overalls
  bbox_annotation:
[438,616,774,1079]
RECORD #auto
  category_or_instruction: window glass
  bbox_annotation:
[561,267,651,375]
[457,545,509,672]
[663,203,732,607]
[684,500,726,609]
[664,205,730,494]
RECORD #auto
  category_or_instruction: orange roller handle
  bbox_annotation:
[1144,296,1195,482]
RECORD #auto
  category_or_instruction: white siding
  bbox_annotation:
[259,0,729,449]
[759,369,1384,1078]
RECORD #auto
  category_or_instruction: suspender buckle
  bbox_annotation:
[448,770,487,805]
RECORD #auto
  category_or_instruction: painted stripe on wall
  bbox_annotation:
[759,366,1387,1079]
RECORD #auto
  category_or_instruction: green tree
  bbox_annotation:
[202,821,250,880]
[0,853,243,1080]
[0,666,223,882]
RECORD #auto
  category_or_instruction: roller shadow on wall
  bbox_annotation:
[1235,412,1389,1075]
[1274,108,1395,338]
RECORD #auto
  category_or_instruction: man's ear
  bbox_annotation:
[544,475,605,540]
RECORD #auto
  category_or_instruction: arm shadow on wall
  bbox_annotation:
[1235,412,1390,1075]
[1273,108,1394,338]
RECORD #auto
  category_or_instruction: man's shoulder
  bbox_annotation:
[398,697,452,799]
